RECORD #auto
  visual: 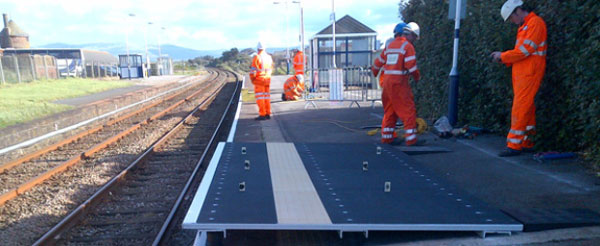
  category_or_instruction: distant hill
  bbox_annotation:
[37,43,225,61]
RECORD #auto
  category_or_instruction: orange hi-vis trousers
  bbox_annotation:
[381,78,417,145]
[506,71,543,150]
[253,80,271,117]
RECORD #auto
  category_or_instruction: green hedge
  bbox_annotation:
[400,0,600,165]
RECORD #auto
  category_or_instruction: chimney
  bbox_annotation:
[3,14,7,29]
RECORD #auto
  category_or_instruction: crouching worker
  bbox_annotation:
[281,74,305,101]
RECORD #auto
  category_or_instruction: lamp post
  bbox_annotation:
[126,13,135,80]
[448,0,462,126]
[146,22,153,78]
[331,0,336,68]
[158,27,165,75]
[292,1,305,65]
[273,1,291,74]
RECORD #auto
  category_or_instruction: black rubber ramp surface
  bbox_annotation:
[186,142,522,233]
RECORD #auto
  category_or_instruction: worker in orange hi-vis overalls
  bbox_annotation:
[371,22,423,146]
[250,42,274,121]
[282,74,305,101]
[491,0,547,157]
[292,49,305,75]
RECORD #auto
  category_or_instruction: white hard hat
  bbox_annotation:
[403,22,420,39]
[257,41,266,50]
[295,74,304,82]
[501,0,523,22]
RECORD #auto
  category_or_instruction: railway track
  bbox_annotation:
[0,69,240,245]
[0,71,219,205]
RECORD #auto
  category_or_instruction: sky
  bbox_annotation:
[0,0,406,51]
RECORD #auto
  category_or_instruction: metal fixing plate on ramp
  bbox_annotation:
[183,142,522,234]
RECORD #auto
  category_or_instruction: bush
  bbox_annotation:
[401,0,600,166]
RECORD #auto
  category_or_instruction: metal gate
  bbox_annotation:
[306,67,381,108]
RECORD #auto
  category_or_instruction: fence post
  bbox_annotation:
[0,57,5,84]
[29,55,37,81]
[14,56,21,83]
[54,57,60,79]
[96,62,101,78]
[43,56,49,80]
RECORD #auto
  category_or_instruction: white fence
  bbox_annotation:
[307,67,381,107]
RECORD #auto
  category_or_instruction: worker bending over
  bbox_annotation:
[282,74,305,101]
[491,0,547,157]
[371,22,423,146]
[250,42,274,121]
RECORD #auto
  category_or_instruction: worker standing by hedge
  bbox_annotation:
[250,42,274,121]
[378,23,406,88]
[372,22,423,146]
[491,0,547,157]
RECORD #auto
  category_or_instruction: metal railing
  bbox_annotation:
[0,54,119,84]
[306,67,382,108]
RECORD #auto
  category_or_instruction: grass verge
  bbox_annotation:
[0,78,132,129]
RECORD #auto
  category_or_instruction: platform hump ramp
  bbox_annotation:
[183,142,522,236]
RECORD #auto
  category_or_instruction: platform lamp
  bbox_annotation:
[145,21,153,78]
[273,0,291,75]
[158,27,165,75]
[292,0,305,71]
[331,0,336,68]
[126,13,136,80]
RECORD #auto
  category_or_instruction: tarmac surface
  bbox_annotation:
[220,74,600,245]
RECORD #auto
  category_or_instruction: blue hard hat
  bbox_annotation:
[393,22,407,34]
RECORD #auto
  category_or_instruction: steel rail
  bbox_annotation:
[152,70,241,245]
[0,75,205,157]
[0,72,217,174]
[32,69,237,245]
[0,71,219,206]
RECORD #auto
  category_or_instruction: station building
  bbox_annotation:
[309,15,377,71]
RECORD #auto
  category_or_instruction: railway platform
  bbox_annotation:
[184,75,600,245]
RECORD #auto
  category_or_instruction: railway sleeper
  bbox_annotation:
[130,172,189,180]
[97,207,167,216]
[117,186,181,196]
[85,214,166,226]
[69,231,156,243]
[122,180,186,188]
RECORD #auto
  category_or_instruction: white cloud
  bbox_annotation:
[3,0,403,51]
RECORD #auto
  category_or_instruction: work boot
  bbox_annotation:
[406,139,426,147]
[387,139,404,146]
[498,147,521,157]
[522,147,534,153]
[265,115,271,120]
[281,93,287,101]
[254,116,268,121]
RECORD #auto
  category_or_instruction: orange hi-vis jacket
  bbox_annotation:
[371,36,421,145]
[250,50,274,117]
[501,12,547,150]
[292,51,305,75]
[250,50,273,85]
[372,36,420,83]
[283,75,304,101]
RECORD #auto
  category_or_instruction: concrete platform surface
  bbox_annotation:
[215,75,600,245]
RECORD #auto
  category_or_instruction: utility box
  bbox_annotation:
[448,0,468,19]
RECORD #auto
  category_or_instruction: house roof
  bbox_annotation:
[315,15,376,36]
